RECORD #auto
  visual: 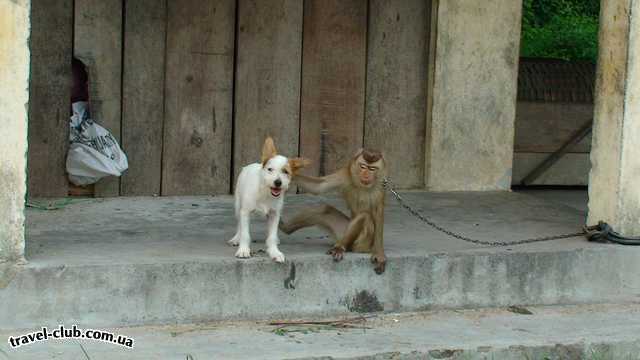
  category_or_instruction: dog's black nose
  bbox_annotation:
[274,179,282,188]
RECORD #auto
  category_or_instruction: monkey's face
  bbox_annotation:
[262,155,292,198]
[351,155,383,188]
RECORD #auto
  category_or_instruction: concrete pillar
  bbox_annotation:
[426,0,522,191]
[588,0,640,237]
[0,0,30,263]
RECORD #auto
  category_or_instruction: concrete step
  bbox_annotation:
[5,192,640,330]
[2,242,640,330]
[2,303,640,359]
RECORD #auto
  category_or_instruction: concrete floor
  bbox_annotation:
[2,303,640,359]
[25,190,592,266]
[11,189,640,331]
[517,188,588,213]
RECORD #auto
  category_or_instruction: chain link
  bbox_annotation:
[383,178,586,246]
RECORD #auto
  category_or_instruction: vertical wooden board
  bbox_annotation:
[74,0,123,197]
[512,153,590,186]
[365,0,429,189]
[121,0,167,196]
[234,0,303,182]
[299,0,367,176]
[514,102,593,153]
[162,0,235,195]
[27,0,73,198]
[424,0,438,187]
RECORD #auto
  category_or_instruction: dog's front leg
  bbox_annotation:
[266,210,285,263]
[235,210,252,258]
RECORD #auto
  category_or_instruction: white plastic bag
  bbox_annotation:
[66,102,128,186]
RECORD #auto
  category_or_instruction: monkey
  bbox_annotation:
[279,149,387,274]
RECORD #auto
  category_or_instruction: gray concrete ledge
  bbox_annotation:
[2,191,639,330]
[2,244,640,330]
[2,304,640,359]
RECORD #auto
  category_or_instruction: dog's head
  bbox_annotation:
[261,137,310,198]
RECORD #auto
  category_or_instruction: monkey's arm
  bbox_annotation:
[294,169,347,194]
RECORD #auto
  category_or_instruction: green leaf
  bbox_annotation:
[520,0,599,62]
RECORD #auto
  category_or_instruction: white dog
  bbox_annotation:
[228,137,309,262]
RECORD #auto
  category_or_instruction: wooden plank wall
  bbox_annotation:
[233,0,303,182]
[514,102,593,153]
[299,0,367,175]
[512,153,590,185]
[365,0,429,189]
[27,0,73,197]
[28,0,434,196]
[121,0,167,196]
[162,0,236,195]
[512,101,593,185]
[74,0,123,197]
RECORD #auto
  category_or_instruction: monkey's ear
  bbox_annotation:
[261,137,278,164]
[288,157,311,175]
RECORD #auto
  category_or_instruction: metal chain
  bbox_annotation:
[383,178,586,246]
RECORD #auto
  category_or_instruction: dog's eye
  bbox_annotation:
[282,169,289,175]
[267,168,273,172]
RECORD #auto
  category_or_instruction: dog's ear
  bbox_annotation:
[261,137,278,164]
[288,157,311,175]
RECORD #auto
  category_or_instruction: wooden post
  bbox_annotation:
[365,0,429,189]
[299,0,367,175]
[162,0,235,195]
[233,0,303,186]
[74,0,123,197]
[121,0,167,196]
[27,0,73,197]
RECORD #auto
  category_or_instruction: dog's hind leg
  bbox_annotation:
[228,193,242,246]
[227,208,243,246]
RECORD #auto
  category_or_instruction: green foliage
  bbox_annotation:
[521,0,600,62]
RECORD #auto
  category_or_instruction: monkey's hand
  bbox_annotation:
[371,253,386,274]
[327,245,346,262]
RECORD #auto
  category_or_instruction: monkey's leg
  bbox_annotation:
[343,217,386,274]
[279,206,325,235]
[351,214,375,253]
[280,204,348,240]
[330,212,374,262]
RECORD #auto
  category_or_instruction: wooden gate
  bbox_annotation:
[27,0,432,197]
